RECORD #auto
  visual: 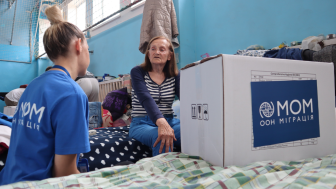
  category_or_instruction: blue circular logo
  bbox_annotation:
[259,102,274,118]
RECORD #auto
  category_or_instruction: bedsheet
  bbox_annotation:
[0,127,152,173]
[3,152,336,188]
[83,126,152,171]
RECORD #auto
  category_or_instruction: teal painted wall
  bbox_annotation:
[87,15,145,77]
[0,58,54,113]
[0,60,37,113]
[175,0,195,68]
[193,0,336,60]
[37,58,53,76]
[0,0,40,113]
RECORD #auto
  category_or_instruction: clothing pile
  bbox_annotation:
[0,113,12,172]
[235,34,336,95]
[235,50,268,57]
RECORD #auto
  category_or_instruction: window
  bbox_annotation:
[68,0,86,31]
[121,0,132,8]
[37,0,146,57]
[93,0,120,25]
[37,19,50,57]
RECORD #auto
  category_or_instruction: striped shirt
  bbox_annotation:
[130,66,180,124]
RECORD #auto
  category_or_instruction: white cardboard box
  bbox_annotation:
[180,54,336,167]
[4,106,16,117]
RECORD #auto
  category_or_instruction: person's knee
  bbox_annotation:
[172,125,181,140]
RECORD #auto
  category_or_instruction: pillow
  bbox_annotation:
[102,87,129,121]
[102,109,113,127]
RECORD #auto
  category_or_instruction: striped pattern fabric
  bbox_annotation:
[131,73,175,117]
[5,152,336,188]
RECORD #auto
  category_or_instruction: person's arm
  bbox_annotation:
[53,154,80,177]
[153,72,180,153]
[154,118,177,153]
[131,66,164,123]
[51,91,90,176]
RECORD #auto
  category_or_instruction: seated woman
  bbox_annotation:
[0,5,90,185]
[130,36,180,156]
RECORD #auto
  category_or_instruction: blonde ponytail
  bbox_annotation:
[45,5,64,25]
[43,5,84,61]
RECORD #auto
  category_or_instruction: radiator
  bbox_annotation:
[98,79,123,102]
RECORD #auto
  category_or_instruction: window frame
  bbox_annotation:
[89,0,146,37]
[37,0,146,57]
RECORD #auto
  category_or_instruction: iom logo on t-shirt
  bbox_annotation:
[251,80,320,147]
[12,102,45,131]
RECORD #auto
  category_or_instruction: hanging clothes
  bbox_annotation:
[139,0,179,54]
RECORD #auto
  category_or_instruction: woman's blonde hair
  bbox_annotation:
[140,36,178,78]
[43,5,85,61]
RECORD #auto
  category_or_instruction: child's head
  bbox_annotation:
[43,5,90,76]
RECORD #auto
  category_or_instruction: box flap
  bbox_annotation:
[181,54,222,71]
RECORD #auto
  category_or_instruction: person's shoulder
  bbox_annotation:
[41,71,87,98]
[55,82,87,106]
[131,65,144,72]
[131,66,145,76]
[64,79,87,98]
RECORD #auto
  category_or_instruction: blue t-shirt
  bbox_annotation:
[0,70,91,185]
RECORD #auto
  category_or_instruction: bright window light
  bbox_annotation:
[93,0,119,24]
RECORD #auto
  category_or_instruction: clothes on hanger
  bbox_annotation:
[139,0,179,54]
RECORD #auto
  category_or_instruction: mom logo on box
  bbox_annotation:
[251,80,320,147]
[259,102,274,118]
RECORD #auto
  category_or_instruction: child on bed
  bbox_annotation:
[0,5,90,185]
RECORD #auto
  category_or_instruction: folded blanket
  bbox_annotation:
[263,48,302,60]
[235,50,269,57]
[0,113,12,128]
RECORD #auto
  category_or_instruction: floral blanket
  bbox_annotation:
[2,152,336,188]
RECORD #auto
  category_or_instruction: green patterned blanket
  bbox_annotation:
[2,152,336,189]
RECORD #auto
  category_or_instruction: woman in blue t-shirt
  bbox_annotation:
[0,5,91,185]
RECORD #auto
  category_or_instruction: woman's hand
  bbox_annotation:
[154,118,177,153]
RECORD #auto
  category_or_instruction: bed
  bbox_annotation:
[3,152,336,188]
[0,126,152,173]
[83,126,152,170]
